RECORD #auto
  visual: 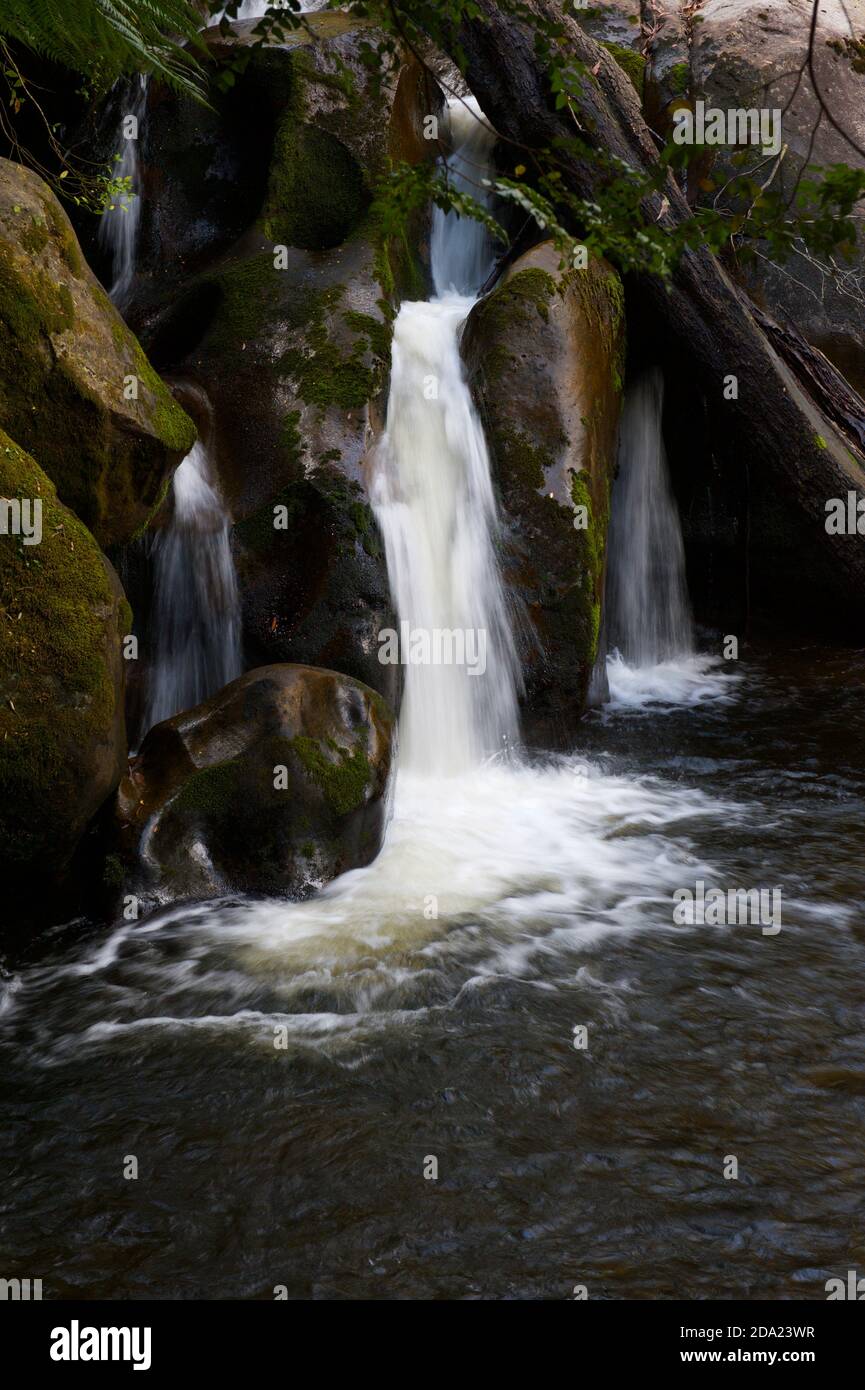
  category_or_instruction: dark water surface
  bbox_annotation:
[2,645,864,1299]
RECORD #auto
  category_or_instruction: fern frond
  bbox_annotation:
[0,0,208,100]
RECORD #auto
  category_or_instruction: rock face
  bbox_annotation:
[0,429,129,913]
[687,0,865,389]
[0,161,195,549]
[574,2,865,389]
[112,664,394,906]
[129,15,444,703]
[462,242,625,740]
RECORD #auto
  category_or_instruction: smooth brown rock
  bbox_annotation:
[462,242,625,740]
[112,664,393,908]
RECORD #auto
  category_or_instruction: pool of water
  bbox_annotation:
[2,643,864,1299]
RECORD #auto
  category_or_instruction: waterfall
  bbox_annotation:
[372,98,521,775]
[602,370,731,707]
[141,429,243,738]
[605,370,693,666]
[99,75,148,309]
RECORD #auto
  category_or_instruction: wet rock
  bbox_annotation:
[462,242,625,741]
[133,16,444,704]
[0,161,195,548]
[0,429,129,917]
[112,664,393,907]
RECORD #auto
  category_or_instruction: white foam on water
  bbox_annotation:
[606,651,740,711]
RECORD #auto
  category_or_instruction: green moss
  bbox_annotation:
[277,284,389,411]
[564,259,627,394]
[667,61,691,97]
[20,217,50,257]
[0,199,190,548]
[313,469,383,560]
[815,434,828,449]
[0,429,121,875]
[600,42,647,99]
[262,115,369,250]
[470,267,558,384]
[131,339,196,454]
[170,759,243,820]
[490,425,556,492]
[343,310,392,363]
[206,253,295,350]
[40,194,85,278]
[289,734,371,816]
[0,244,75,345]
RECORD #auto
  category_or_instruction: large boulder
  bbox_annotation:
[0,428,129,916]
[130,16,444,703]
[0,161,195,549]
[111,664,393,908]
[462,242,625,740]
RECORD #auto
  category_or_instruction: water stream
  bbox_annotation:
[603,369,733,711]
[141,421,243,739]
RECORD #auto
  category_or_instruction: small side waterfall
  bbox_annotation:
[602,370,732,707]
[605,369,693,666]
[372,99,520,775]
[141,416,242,738]
[99,75,148,309]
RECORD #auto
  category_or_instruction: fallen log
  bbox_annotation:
[455,0,865,616]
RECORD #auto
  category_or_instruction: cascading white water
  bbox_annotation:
[603,370,732,708]
[372,98,520,774]
[6,93,742,1054]
[142,436,243,737]
[99,75,148,309]
[606,370,694,666]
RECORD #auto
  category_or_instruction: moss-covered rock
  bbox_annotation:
[0,160,195,548]
[133,18,445,705]
[111,664,393,907]
[600,41,646,99]
[0,428,128,916]
[461,242,625,740]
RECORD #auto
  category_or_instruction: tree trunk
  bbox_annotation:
[456,0,865,618]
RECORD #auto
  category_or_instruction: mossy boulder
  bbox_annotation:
[122,11,441,324]
[112,664,393,908]
[0,428,129,918]
[135,20,444,704]
[143,237,399,703]
[0,160,195,549]
[461,242,625,741]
